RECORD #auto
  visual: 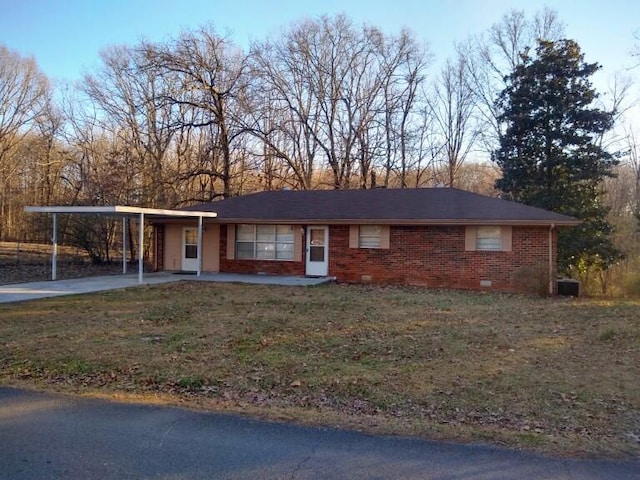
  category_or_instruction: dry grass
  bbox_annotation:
[1,282,639,458]
[0,241,82,261]
[0,241,125,285]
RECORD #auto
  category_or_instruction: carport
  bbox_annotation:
[24,206,218,284]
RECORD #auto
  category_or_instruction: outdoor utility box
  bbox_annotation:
[556,279,580,296]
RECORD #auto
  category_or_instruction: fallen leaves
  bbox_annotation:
[1,282,639,458]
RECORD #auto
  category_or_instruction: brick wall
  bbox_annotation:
[216,223,557,294]
[329,225,556,294]
[219,225,304,276]
[153,225,164,272]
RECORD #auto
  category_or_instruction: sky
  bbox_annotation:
[0,0,638,91]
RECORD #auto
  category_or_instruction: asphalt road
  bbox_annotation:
[1,387,638,479]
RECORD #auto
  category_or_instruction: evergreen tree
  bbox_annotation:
[493,39,623,273]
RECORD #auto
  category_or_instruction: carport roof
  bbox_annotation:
[24,205,218,284]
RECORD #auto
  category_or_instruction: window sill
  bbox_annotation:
[234,258,297,262]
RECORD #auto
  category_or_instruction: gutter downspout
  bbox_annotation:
[549,223,555,296]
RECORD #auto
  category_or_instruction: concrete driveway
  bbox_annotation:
[1,387,638,480]
[0,273,332,304]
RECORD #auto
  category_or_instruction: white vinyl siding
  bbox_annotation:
[236,224,294,260]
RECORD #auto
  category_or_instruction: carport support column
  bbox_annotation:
[549,224,555,296]
[138,212,144,284]
[51,213,58,281]
[122,217,127,274]
[197,215,203,277]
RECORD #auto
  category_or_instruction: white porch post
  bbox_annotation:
[197,215,203,277]
[122,217,127,274]
[51,213,58,281]
[138,212,144,284]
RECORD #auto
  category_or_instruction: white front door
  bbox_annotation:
[182,227,199,271]
[305,226,328,276]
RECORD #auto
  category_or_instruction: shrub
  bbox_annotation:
[512,263,551,296]
[622,274,640,298]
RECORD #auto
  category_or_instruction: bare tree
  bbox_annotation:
[250,19,323,189]
[144,26,250,200]
[622,127,640,220]
[377,29,432,188]
[458,8,565,155]
[428,54,478,187]
[251,15,370,189]
[81,45,182,208]
[250,16,431,190]
[0,45,51,239]
[7,101,69,241]
[60,84,147,261]
[600,125,640,295]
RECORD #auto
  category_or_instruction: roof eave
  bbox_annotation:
[174,217,580,226]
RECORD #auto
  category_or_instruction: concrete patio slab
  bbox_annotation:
[0,273,333,304]
[191,272,334,287]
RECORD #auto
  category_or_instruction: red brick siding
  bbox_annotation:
[216,224,556,294]
[329,225,555,294]
[219,225,304,276]
[153,224,164,272]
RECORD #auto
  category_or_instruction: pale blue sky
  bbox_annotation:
[0,0,638,87]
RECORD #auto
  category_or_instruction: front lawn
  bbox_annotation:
[1,282,638,458]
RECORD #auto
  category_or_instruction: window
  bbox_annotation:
[236,224,294,260]
[184,229,198,258]
[475,226,502,251]
[359,225,382,248]
[465,226,512,252]
[349,225,390,249]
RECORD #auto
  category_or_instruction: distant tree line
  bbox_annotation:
[0,9,639,294]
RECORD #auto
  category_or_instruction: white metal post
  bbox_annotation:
[122,217,127,274]
[197,216,203,277]
[138,212,144,284]
[549,224,555,295]
[52,213,58,281]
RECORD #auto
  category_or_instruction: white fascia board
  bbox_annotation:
[24,205,217,218]
[114,206,217,218]
[25,206,119,214]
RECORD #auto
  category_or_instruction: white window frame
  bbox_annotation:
[183,228,199,259]
[236,224,294,260]
[475,226,502,251]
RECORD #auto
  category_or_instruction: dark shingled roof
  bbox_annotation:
[184,188,579,225]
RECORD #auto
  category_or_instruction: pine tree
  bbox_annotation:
[493,39,623,273]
